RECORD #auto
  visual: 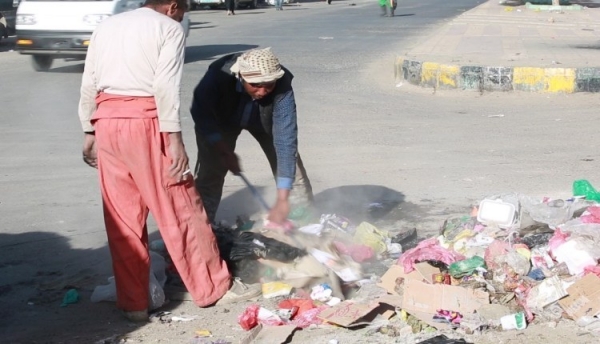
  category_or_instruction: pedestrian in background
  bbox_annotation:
[274,0,284,11]
[379,0,396,17]
[226,0,236,15]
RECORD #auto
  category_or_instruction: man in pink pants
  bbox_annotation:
[78,0,258,322]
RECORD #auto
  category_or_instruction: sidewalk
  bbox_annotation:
[396,0,600,93]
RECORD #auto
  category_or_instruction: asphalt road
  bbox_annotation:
[2,0,600,342]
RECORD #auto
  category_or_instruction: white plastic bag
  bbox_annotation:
[90,251,167,310]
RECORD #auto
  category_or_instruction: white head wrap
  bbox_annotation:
[230,47,285,83]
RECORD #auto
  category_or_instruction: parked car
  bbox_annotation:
[15,0,191,72]
[190,0,257,10]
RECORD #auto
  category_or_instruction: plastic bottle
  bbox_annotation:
[573,179,600,202]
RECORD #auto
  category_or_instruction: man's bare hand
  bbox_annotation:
[82,133,98,168]
[268,189,291,224]
[168,132,190,182]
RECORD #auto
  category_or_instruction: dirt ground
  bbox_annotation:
[3,1,600,343]
[5,202,599,344]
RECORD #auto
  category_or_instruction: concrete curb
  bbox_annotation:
[395,58,600,93]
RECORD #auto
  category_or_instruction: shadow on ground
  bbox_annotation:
[573,41,600,50]
[190,21,217,30]
[0,231,156,343]
[185,43,260,63]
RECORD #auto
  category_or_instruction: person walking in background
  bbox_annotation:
[379,0,395,17]
[226,0,236,15]
[274,0,284,11]
[78,0,259,323]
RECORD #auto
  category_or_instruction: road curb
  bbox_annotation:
[395,57,600,93]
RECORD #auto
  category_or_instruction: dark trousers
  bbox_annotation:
[194,128,313,223]
[226,0,236,12]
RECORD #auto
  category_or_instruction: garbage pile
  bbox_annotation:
[93,179,600,343]
[220,180,600,342]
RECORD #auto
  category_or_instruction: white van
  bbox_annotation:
[15,0,191,72]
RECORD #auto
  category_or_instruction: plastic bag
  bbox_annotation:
[553,237,600,275]
[519,196,575,228]
[215,227,306,263]
[278,299,315,315]
[449,256,486,279]
[238,304,260,330]
[484,240,511,271]
[441,216,477,242]
[580,206,600,224]
[495,250,531,277]
[353,222,389,254]
[333,241,374,263]
[573,179,600,202]
[91,252,167,310]
[559,219,600,243]
[257,307,285,326]
[399,238,466,274]
[576,316,600,337]
[548,229,569,251]
[521,233,553,249]
[584,265,600,278]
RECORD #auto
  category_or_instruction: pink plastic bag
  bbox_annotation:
[484,240,511,271]
[238,304,260,331]
[580,206,600,224]
[584,265,600,278]
[398,238,465,273]
[548,229,569,253]
[333,241,374,263]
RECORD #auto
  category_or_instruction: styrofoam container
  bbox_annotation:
[477,199,517,227]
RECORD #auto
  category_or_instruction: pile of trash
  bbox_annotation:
[91,179,600,343]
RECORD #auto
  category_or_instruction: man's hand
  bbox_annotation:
[82,133,98,168]
[168,132,190,182]
[268,189,291,224]
[214,140,241,175]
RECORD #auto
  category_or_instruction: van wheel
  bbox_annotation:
[32,55,53,72]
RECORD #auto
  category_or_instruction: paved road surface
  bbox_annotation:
[2,0,600,342]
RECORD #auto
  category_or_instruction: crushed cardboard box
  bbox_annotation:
[377,263,440,295]
[240,324,297,344]
[402,279,490,330]
[317,295,405,328]
[559,274,600,320]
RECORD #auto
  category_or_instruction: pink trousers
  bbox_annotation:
[92,93,231,311]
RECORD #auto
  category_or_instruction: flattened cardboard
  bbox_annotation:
[402,279,489,315]
[317,301,380,328]
[377,263,440,295]
[239,324,297,344]
[375,294,403,308]
[559,274,600,319]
